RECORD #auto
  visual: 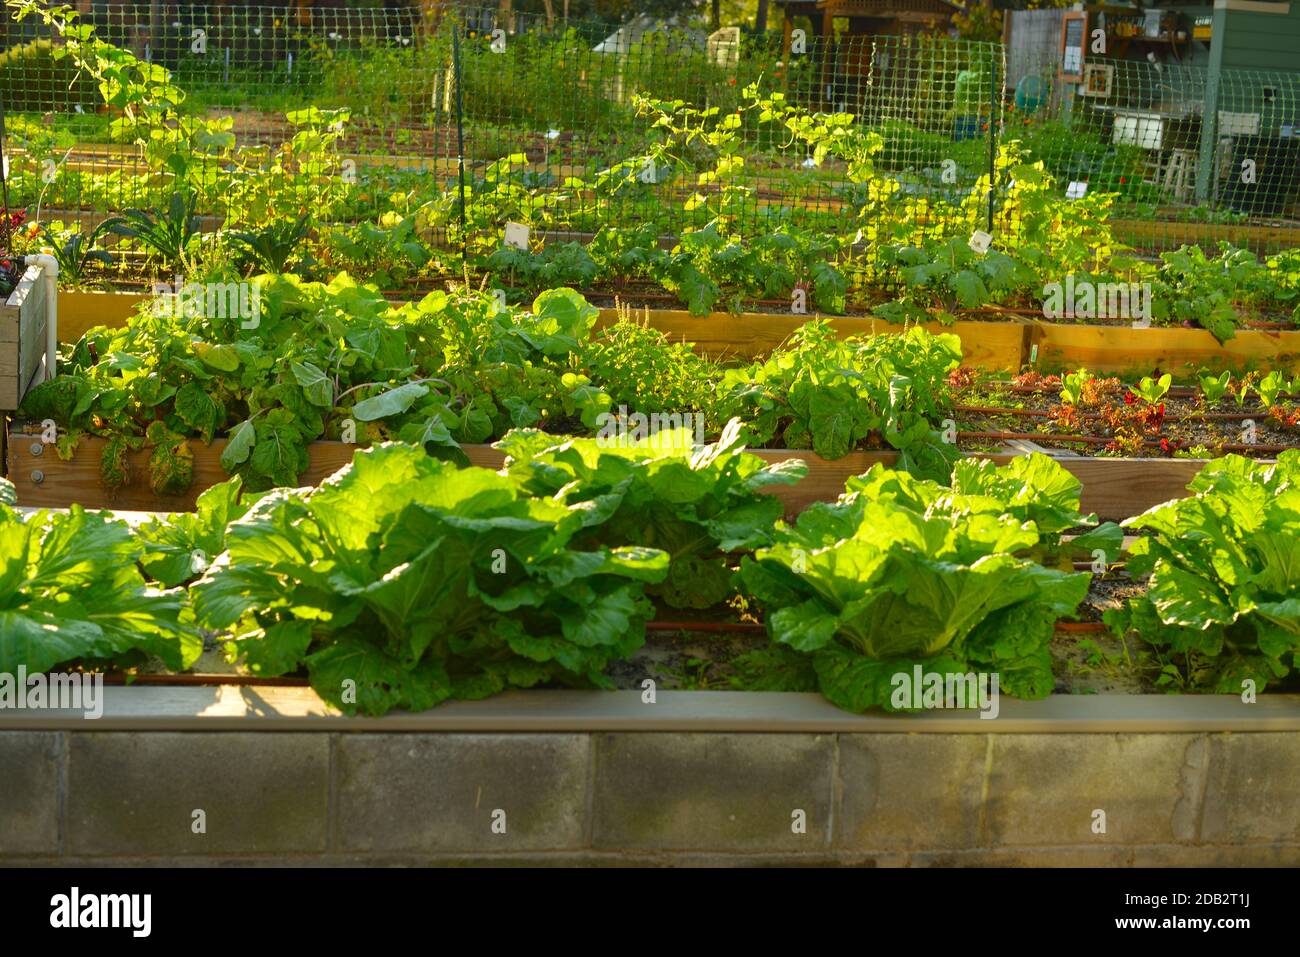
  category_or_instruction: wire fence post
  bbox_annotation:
[0,99,10,217]
[988,45,998,235]
[453,22,468,269]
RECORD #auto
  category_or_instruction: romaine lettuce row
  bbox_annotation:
[1104,451,1300,693]
[192,443,670,716]
[0,478,199,676]
[739,455,1093,712]
[495,418,807,608]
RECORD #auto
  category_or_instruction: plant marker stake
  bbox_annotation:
[453,25,468,268]
[224,46,230,84]
[1029,343,1038,365]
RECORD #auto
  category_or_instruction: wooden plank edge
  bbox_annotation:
[4,427,1220,521]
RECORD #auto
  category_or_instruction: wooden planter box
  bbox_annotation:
[57,288,149,343]
[1,264,50,411]
[5,424,1213,521]
[1028,320,1300,376]
[55,291,1300,376]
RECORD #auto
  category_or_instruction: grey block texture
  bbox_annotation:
[1,719,1298,864]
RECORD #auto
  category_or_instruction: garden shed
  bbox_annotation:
[777,0,960,52]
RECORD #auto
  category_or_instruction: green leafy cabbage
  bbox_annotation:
[191,443,670,715]
[0,478,199,676]
[496,418,807,608]
[739,454,1094,712]
[1104,451,1300,693]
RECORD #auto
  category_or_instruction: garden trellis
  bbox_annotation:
[0,2,1296,252]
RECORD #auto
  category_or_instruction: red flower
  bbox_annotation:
[1159,438,1171,454]
[1123,390,1136,406]
[1119,176,1127,184]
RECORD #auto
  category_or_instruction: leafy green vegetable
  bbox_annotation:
[135,477,253,587]
[496,418,806,608]
[739,455,1093,712]
[0,478,199,675]
[191,443,670,715]
[1104,452,1300,693]
[717,320,961,478]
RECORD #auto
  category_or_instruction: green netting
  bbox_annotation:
[0,2,1296,256]
[1005,52,1300,253]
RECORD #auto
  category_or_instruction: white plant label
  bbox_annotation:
[191,809,206,834]
[41,158,56,184]
[791,28,806,55]
[941,418,957,444]
[1241,419,1257,444]
[791,809,806,834]
[1066,181,1088,199]
[491,548,507,574]
[968,230,992,254]
[791,287,807,314]
[41,419,58,444]
[340,418,357,444]
[1241,679,1256,704]
[491,809,507,834]
[503,222,530,250]
[546,129,561,141]
[641,678,656,704]
[1090,28,1106,54]
[1091,549,1107,575]
[1241,159,1256,184]
[1091,809,1107,834]
[341,158,357,184]
[190,28,207,55]
[639,158,658,184]
[190,549,208,575]
[490,29,507,53]
[491,288,508,310]
[941,159,957,184]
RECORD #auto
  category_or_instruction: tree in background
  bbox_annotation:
[950,0,1080,43]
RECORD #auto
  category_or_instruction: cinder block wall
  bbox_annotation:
[3,730,1299,865]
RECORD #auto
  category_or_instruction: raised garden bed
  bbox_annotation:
[2,686,1299,865]
[2,426,1214,520]
[51,289,1300,376]
[0,262,50,411]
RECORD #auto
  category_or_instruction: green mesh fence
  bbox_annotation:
[0,2,1296,257]
[1004,52,1300,254]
